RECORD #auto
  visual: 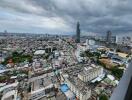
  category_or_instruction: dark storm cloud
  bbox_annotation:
[0,0,132,35]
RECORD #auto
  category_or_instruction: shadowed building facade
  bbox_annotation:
[76,22,80,43]
[106,30,112,43]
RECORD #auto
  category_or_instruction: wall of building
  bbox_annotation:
[78,67,103,82]
[65,79,91,100]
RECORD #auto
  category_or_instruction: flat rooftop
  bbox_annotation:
[67,76,90,95]
[79,65,102,76]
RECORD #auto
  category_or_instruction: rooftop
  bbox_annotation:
[79,65,101,76]
[34,50,45,55]
[68,76,90,95]
[64,90,75,98]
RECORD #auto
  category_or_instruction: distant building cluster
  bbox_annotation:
[116,36,132,46]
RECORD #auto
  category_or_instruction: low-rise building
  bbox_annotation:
[0,82,18,100]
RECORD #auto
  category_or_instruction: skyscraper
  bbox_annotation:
[106,30,112,43]
[76,22,80,43]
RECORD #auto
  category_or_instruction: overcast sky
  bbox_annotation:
[0,0,132,36]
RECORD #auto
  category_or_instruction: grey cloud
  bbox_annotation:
[0,0,132,35]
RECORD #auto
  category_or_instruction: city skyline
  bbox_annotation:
[0,2,132,98]
[0,0,132,36]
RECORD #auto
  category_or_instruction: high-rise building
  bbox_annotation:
[78,66,103,82]
[116,36,131,46]
[106,30,112,43]
[76,22,80,43]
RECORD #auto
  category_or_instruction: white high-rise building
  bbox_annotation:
[78,65,103,82]
[66,77,91,100]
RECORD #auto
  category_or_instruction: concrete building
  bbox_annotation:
[66,77,91,100]
[78,65,103,82]
[76,22,80,43]
[28,73,57,100]
[61,65,94,100]
[116,36,131,46]
[29,84,54,100]
[111,55,124,65]
[0,82,18,100]
[64,90,75,100]
[106,31,112,43]
[111,36,116,43]
[61,64,104,100]
[75,44,89,62]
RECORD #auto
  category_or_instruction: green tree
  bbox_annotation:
[80,52,85,57]
[85,50,94,57]
[111,67,123,79]
[99,94,108,100]
[93,52,101,59]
